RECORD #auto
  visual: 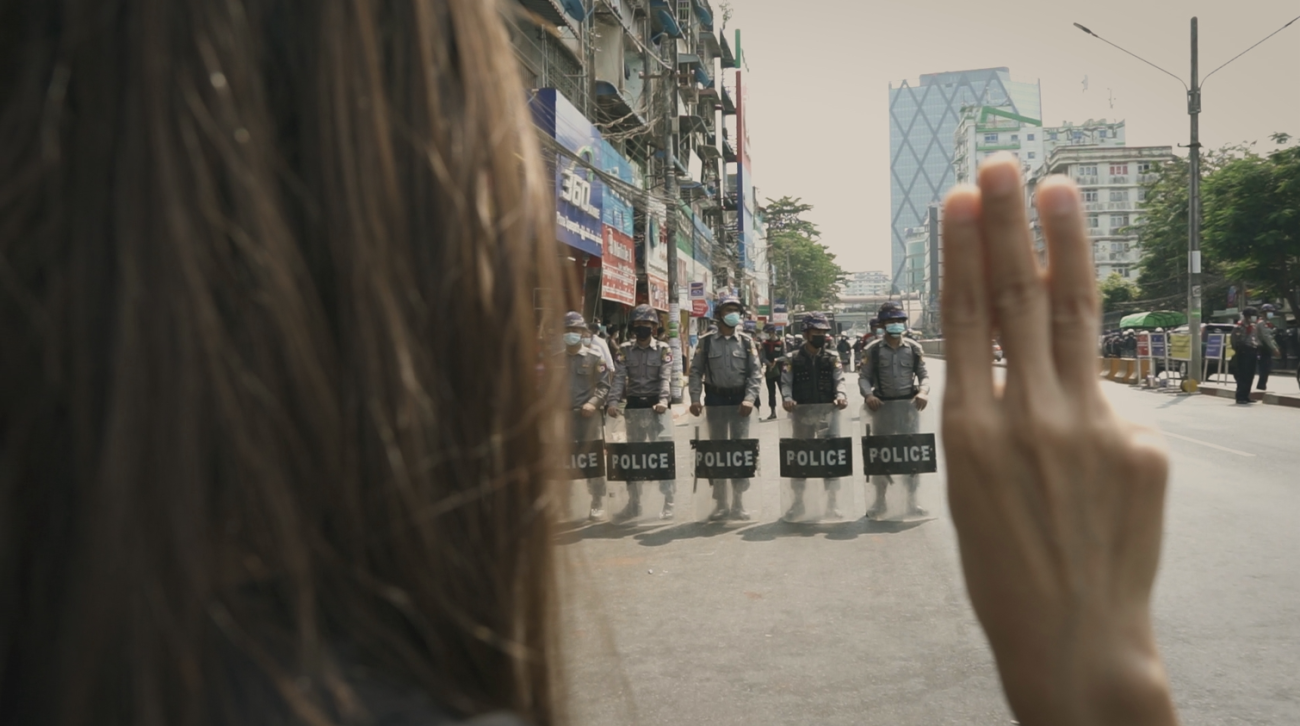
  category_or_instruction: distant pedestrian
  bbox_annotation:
[761,324,785,420]
[585,321,615,372]
[837,334,852,371]
[1230,307,1264,403]
[1256,304,1281,390]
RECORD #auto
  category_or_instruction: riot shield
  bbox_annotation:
[860,400,937,520]
[778,404,855,522]
[604,407,679,523]
[558,410,608,523]
[688,405,761,522]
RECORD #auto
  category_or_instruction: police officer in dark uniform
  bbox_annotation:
[689,294,763,521]
[607,304,675,520]
[859,301,929,519]
[1257,304,1281,390]
[761,324,785,420]
[564,311,611,520]
[780,312,849,521]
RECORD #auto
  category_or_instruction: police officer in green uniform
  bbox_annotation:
[564,311,611,520]
[780,312,849,521]
[607,304,675,520]
[689,295,763,521]
[859,301,929,519]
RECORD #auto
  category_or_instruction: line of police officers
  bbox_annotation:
[564,298,929,523]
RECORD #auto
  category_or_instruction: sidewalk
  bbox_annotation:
[1197,363,1300,408]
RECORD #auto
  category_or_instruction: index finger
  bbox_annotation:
[941,185,994,409]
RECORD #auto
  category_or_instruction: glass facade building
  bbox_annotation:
[889,67,1040,288]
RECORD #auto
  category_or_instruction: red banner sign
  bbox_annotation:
[648,274,670,312]
[691,299,709,317]
[600,226,636,307]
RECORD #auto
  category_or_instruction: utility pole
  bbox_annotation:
[661,32,683,403]
[1186,17,1203,391]
[1073,13,1298,390]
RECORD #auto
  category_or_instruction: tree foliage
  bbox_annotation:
[762,196,846,310]
[1098,272,1139,312]
[1134,135,1299,316]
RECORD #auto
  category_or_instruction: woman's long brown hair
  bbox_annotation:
[0,1,565,723]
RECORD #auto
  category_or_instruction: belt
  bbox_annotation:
[705,384,745,397]
[626,396,659,409]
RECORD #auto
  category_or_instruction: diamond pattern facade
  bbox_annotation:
[888,68,1040,289]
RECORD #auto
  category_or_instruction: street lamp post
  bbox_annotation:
[1074,14,1298,390]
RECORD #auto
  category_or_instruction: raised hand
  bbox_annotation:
[941,154,1177,726]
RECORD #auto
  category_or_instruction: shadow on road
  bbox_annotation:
[631,521,756,547]
[738,517,933,542]
[554,519,677,545]
[1157,393,1197,409]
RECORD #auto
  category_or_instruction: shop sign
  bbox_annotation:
[601,226,636,306]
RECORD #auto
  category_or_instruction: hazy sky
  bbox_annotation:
[729,0,1300,273]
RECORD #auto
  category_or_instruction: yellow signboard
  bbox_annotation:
[1168,333,1192,361]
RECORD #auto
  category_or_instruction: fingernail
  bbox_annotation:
[980,154,1018,197]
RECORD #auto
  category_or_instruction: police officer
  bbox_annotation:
[607,304,675,520]
[1257,304,1281,390]
[859,301,929,519]
[689,294,763,521]
[760,324,785,420]
[780,312,849,521]
[564,311,612,520]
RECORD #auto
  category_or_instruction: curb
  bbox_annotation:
[1198,384,1300,409]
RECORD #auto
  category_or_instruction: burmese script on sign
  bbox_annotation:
[861,434,938,476]
[778,438,854,479]
[691,439,760,479]
[606,442,677,481]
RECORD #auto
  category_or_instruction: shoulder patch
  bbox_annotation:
[661,346,672,362]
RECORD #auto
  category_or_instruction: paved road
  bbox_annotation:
[560,361,1300,725]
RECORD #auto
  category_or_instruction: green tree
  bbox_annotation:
[762,196,846,310]
[1098,272,1139,312]
[1132,146,1241,315]
[1202,133,1300,314]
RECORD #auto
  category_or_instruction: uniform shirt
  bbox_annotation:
[780,345,847,404]
[566,346,610,410]
[610,339,672,404]
[585,335,615,371]
[858,338,930,400]
[688,331,763,405]
[1258,321,1280,356]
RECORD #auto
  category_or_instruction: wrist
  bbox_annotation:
[998,614,1177,726]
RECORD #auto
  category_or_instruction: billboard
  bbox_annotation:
[530,89,604,257]
[601,227,637,306]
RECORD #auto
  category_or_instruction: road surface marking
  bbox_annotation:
[1162,431,1255,458]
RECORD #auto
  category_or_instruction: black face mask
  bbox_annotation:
[808,335,827,348]
[634,326,653,340]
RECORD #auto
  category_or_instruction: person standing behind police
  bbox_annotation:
[744,319,763,411]
[1230,307,1264,403]
[564,311,612,519]
[689,295,764,520]
[761,324,786,420]
[1256,304,1282,390]
[859,301,930,518]
[780,313,849,521]
[607,305,675,520]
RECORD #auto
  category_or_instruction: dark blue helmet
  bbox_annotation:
[802,312,832,330]
[564,311,586,328]
[878,301,907,321]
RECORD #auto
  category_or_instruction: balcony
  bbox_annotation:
[516,0,582,35]
[977,143,1021,152]
[1106,201,1131,211]
[1109,176,1129,184]
[1138,173,1159,184]
[721,86,736,115]
[720,32,735,67]
[1084,202,1105,212]
[1075,175,1099,185]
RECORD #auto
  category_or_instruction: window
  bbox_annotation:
[1049,132,1058,140]
[1109,189,1129,202]
[1138,162,1152,173]
[1087,215,1100,228]
[1027,133,1035,141]
[1083,189,1099,202]
[1077,165,1098,177]
[1111,214,1130,228]
[1011,134,1019,142]
[1109,163,1129,176]
[984,133,999,144]
[1137,188,1148,202]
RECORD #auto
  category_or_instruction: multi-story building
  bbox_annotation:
[1028,145,1173,281]
[890,67,1041,290]
[1042,119,1126,159]
[953,105,1045,185]
[843,271,892,297]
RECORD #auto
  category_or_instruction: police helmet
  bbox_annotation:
[564,311,586,329]
[802,312,832,331]
[1261,303,1277,313]
[1242,306,1258,318]
[715,293,745,317]
[631,304,659,324]
[878,301,907,321]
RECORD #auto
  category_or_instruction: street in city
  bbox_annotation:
[560,360,1300,726]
